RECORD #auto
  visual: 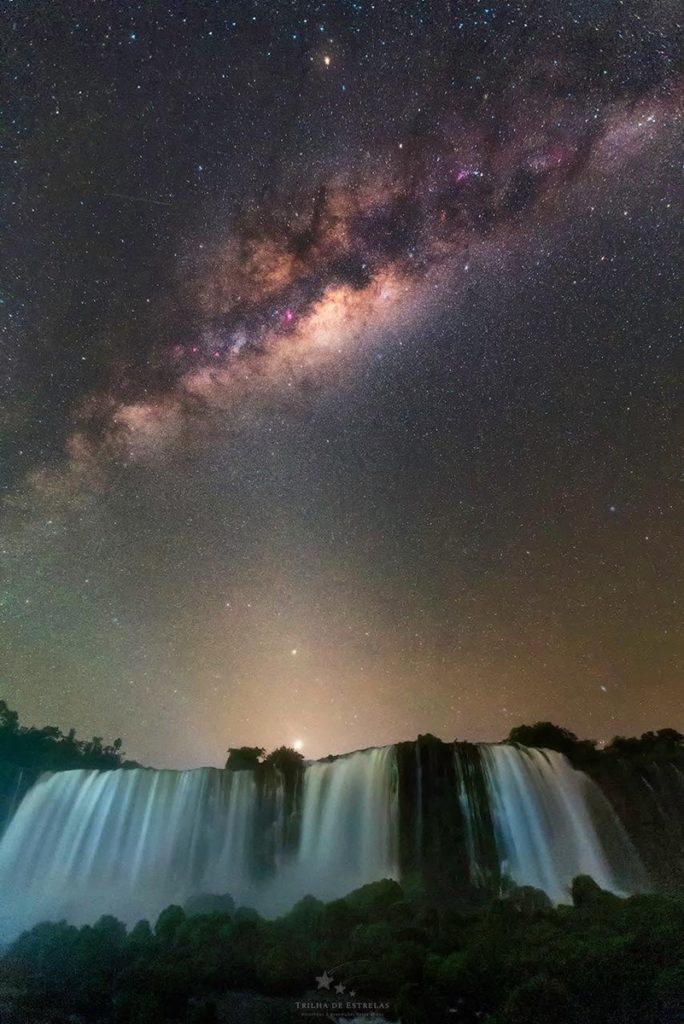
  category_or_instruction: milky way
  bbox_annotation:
[17,84,681,492]
[2,2,682,766]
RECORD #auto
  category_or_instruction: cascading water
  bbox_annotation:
[0,746,399,939]
[263,745,399,913]
[478,744,646,902]
[0,740,649,940]
[0,766,257,938]
[453,743,499,888]
[0,766,26,836]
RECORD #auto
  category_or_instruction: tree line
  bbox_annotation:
[0,700,137,774]
[1,699,682,778]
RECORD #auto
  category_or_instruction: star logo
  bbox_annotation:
[315,970,333,990]
[334,982,346,994]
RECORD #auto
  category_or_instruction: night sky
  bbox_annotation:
[2,2,682,768]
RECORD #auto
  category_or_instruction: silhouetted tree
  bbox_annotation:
[225,746,265,770]
[0,701,19,732]
[0,700,135,776]
[263,745,305,774]
[507,722,597,766]
[605,728,684,761]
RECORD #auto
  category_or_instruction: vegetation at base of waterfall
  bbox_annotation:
[2,877,684,1024]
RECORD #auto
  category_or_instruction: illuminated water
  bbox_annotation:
[0,742,645,938]
[479,744,644,902]
[0,746,398,937]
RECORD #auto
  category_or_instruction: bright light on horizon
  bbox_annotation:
[293,739,304,752]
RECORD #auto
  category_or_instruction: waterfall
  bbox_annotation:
[0,740,649,940]
[454,744,499,888]
[0,766,26,836]
[292,745,398,903]
[479,744,645,903]
[0,766,257,938]
[0,746,398,939]
[258,746,399,914]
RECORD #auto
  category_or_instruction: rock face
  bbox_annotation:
[0,763,36,837]
[587,756,684,894]
[396,735,499,904]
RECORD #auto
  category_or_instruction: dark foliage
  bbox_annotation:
[3,713,684,1020]
[262,746,304,774]
[3,878,684,1024]
[0,700,136,774]
[506,722,598,767]
[605,729,684,762]
[0,701,139,833]
[507,721,684,771]
[224,747,265,771]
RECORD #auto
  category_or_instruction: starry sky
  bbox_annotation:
[2,1,682,768]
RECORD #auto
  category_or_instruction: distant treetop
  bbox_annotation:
[224,746,265,771]
[506,721,684,768]
[0,700,137,773]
